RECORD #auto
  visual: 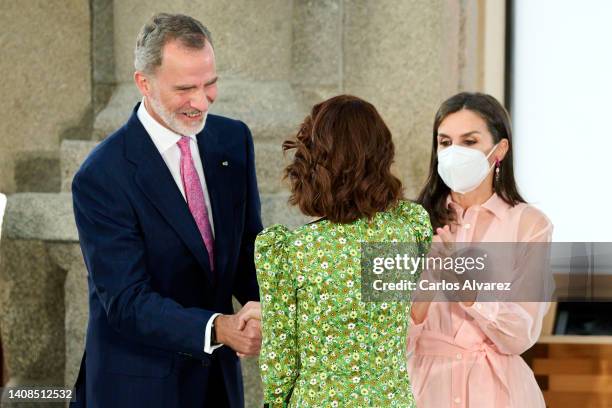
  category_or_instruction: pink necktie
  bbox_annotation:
[177,136,215,271]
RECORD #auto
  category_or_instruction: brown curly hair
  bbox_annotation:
[282,95,403,224]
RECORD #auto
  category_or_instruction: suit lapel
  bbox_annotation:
[198,126,232,281]
[124,106,214,284]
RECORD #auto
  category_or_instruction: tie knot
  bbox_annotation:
[177,136,191,154]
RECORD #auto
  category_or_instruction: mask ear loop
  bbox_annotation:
[485,143,500,175]
[486,143,499,159]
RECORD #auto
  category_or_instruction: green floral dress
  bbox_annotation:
[255,201,432,407]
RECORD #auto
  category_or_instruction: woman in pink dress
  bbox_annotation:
[407,92,552,407]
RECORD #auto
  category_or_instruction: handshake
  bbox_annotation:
[213,301,262,357]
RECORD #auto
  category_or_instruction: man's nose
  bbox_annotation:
[190,89,210,112]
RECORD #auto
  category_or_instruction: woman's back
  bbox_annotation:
[256,201,431,407]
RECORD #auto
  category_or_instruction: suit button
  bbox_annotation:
[202,359,211,367]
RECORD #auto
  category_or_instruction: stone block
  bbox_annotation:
[260,193,311,229]
[0,151,15,194]
[0,239,66,387]
[60,141,99,192]
[13,151,60,193]
[93,83,140,139]
[2,193,77,242]
[113,1,292,82]
[92,0,115,85]
[292,0,343,88]
[211,80,308,143]
[1,193,7,239]
[0,0,91,194]
[242,355,263,408]
[48,243,87,389]
[343,0,445,197]
[254,141,290,194]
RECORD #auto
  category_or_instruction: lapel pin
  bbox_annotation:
[221,161,229,167]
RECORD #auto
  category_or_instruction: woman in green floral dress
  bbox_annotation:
[256,95,432,407]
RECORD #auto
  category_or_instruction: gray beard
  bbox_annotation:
[147,94,207,136]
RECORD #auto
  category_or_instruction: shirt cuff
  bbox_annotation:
[407,314,427,356]
[409,313,427,336]
[204,313,224,354]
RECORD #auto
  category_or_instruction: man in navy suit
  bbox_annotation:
[71,13,263,408]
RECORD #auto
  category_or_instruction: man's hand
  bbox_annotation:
[236,319,262,358]
[214,311,261,357]
[235,301,261,330]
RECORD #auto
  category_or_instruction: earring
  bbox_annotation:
[495,159,501,183]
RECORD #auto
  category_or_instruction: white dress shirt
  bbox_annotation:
[137,100,222,354]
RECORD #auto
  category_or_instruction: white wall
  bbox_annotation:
[512,0,612,242]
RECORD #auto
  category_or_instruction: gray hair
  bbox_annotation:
[134,13,213,74]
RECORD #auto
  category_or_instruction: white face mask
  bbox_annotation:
[437,143,499,194]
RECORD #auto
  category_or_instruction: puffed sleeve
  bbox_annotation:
[401,201,434,255]
[460,206,554,355]
[255,224,298,407]
[400,202,434,353]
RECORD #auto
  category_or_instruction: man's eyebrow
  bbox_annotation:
[174,84,196,90]
[173,77,218,90]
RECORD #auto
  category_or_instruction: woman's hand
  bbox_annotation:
[436,225,477,307]
[236,301,262,330]
[435,225,455,255]
[410,225,455,324]
[411,302,430,324]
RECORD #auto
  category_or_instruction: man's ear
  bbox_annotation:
[134,71,151,97]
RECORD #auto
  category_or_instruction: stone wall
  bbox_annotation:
[0,0,92,194]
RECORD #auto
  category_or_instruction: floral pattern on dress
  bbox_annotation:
[256,201,432,407]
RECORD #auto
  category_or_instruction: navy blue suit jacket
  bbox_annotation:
[70,103,263,408]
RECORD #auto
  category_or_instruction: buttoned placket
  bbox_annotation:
[453,205,483,242]
[450,204,483,407]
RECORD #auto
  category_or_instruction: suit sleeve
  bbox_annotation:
[233,121,264,305]
[72,166,213,360]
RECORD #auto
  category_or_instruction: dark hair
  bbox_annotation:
[282,95,403,224]
[135,13,213,74]
[416,92,525,229]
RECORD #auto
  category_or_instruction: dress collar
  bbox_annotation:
[446,192,511,220]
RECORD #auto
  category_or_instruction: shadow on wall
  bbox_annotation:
[0,193,6,385]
